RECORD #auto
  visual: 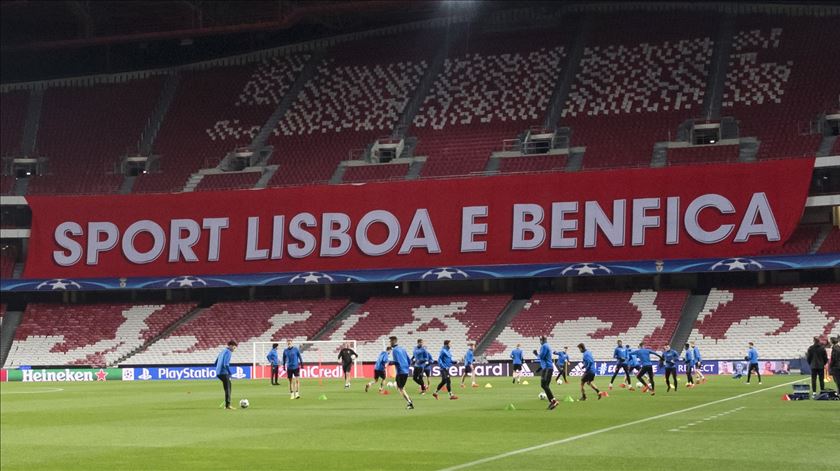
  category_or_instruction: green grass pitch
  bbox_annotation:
[1,375,837,470]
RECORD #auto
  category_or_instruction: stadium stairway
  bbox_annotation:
[310,302,363,341]
[111,304,208,367]
[809,225,833,253]
[138,72,181,157]
[670,292,709,352]
[249,50,326,151]
[21,89,43,156]
[542,15,590,129]
[0,309,24,368]
[391,24,469,139]
[702,14,736,120]
[474,298,528,357]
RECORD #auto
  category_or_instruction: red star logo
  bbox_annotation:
[96,369,108,381]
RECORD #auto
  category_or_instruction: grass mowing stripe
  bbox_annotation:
[437,379,800,471]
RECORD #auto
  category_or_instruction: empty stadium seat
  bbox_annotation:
[761,224,821,255]
[0,175,15,196]
[125,299,349,365]
[818,226,840,253]
[134,55,309,193]
[0,90,28,157]
[26,77,163,195]
[194,172,262,192]
[667,144,740,164]
[722,18,839,159]
[5,303,195,367]
[688,285,839,359]
[487,290,687,361]
[497,154,568,174]
[561,13,717,169]
[0,245,16,279]
[342,163,410,183]
[322,295,510,361]
[266,34,434,188]
[412,30,568,178]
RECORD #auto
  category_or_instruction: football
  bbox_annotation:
[538,392,547,400]
[556,379,564,384]
[636,382,643,388]
[239,399,249,409]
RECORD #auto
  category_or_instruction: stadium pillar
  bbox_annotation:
[324,284,332,299]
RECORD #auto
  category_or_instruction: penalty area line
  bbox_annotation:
[436,379,799,471]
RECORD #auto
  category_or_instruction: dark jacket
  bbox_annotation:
[806,343,828,370]
[830,345,840,371]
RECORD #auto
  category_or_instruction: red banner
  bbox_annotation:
[24,159,814,279]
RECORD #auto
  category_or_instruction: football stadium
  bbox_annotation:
[0,1,839,469]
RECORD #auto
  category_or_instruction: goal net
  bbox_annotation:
[252,340,359,380]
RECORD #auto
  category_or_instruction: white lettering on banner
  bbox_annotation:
[512,204,545,250]
[22,369,95,382]
[49,193,781,267]
[461,206,488,252]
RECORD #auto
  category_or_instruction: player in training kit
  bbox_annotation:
[433,340,459,400]
[554,346,570,384]
[609,339,632,389]
[691,341,706,384]
[663,345,679,392]
[266,343,280,386]
[626,346,641,390]
[535,336,559,409]
[282,340,302,399]
[683,343,696,388]
[388,336,415,409]
[366,346,391,393]
[745,342,761,384]
[632,341,663,395]
[215,340,237,409]
[460,342,478,388]
[338,344,358,389]
[578,343,605,401]
[511,344,524,384]
[412,339,432,393]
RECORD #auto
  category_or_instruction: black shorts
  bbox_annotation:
[512,364,522,372]
[424,368,432,376]
[581,371,595,383]
[287,368,300,378]
[395,374,408,389]
[695,361,702,369]
[270,365,279,374]
[464,365,473,374]
[342,362,352,373]
[374,369,386,380]
[665,367,677,373]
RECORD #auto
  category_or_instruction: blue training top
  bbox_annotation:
[215,348,232,376]
[374,350,389,371]
[510,348,524,365]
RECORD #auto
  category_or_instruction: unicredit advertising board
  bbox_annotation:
[21,159,816,281]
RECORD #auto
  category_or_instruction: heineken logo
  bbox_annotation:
[12,368,120,383]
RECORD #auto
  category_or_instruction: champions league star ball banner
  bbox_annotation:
[22,158,814,280]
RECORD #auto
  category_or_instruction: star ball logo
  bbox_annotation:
[561,263,612,276]
[289,272,334,284]
[165,276,207,288]
[421,267,469,280]
[709,258,764,272]
[36,278,82,290]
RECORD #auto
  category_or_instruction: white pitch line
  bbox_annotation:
[436,380,798,471]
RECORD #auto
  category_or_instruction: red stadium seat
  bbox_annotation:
[489,290,687,361]
[125,299,349,365]
[5,303,195,366]
[322,295,510,361]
